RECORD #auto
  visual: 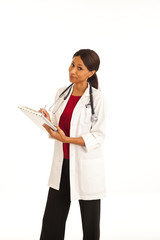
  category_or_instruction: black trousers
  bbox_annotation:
[39,158,101,240]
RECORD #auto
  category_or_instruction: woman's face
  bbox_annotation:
[69,56,95,84]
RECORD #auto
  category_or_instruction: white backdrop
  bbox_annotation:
[0,0,160,239]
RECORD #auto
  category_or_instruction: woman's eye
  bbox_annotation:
[70,63,82,70]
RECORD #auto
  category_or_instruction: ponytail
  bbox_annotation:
[87,73,98,89]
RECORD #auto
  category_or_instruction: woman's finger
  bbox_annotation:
[56,126,61,132]
[40,108,47,114]
[40,109,49,118]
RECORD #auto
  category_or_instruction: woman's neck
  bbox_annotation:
[72,82,88,96]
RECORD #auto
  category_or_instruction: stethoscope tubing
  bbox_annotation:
[48,83,98,122]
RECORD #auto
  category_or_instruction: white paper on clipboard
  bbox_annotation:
[18,105,57,133]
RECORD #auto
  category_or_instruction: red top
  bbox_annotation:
[59,94,81,160]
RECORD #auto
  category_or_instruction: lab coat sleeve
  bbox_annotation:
[81,93,108,152]
[48,88,61,139]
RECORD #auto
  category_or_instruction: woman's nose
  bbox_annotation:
[70,67,76,74]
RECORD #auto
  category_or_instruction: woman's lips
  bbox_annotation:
[70,75,77,79]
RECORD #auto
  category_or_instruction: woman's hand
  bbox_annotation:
[43,124,68,143]
[38,108,51,122]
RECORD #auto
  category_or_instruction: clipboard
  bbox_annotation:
[18,105,57,133]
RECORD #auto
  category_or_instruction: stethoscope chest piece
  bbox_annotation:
[91,113,98,123]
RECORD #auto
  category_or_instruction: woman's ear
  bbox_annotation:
[89,70,96,78]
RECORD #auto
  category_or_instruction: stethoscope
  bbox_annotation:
[48,82,98,123]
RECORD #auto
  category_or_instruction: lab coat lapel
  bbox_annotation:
[55,84,74,124]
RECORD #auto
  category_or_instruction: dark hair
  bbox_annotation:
[73,49,100,89]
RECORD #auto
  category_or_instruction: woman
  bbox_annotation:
[39,49,107,240]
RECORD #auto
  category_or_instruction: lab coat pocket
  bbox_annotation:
[79,158,106,195]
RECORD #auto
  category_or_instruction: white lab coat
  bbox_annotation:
[48,83,107,201]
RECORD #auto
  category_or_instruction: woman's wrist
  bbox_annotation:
[64,136,70,143]
[65,136,85,146]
